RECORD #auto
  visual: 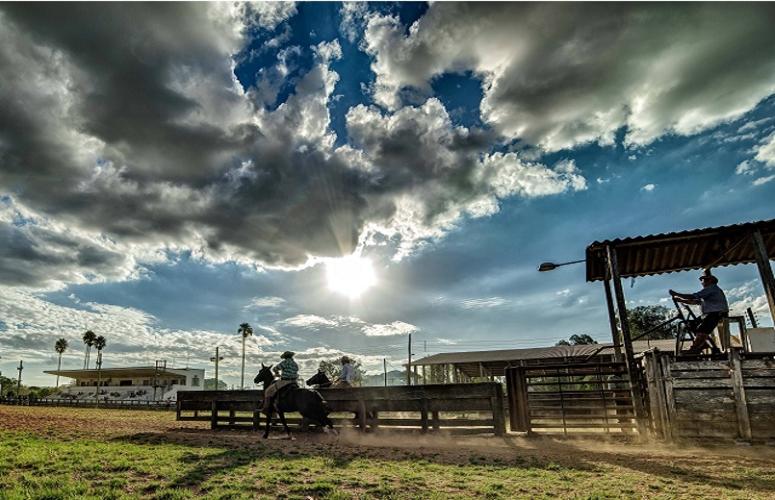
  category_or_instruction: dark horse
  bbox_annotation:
[254,364,335,439]
[306,370,332,388]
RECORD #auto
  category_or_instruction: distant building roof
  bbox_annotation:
[44,366,202,379]
[585,218,775,282]
[411,340,675,377]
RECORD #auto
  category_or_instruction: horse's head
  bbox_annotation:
[254,363,274,386]
[306,369,331,388]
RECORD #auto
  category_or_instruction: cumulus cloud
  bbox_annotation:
[246,296,287,309]
[363,3,775,151]
[278,314,339,329]
[362,321,418,337]
[0,3,585,289]
[641,184,657,192]
[755,132,775,167]
[459,297,509,309]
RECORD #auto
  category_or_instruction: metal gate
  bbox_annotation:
[505,361,638,435]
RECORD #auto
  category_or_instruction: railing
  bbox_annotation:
[177,383,506,435]
[0,398,176,411]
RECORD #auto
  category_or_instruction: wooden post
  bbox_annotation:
[432,410,440,431]
[407,333,412,386]
[505,368,530,432]
[421,398,429,433]
[729,348,752,441]
[660,355,678,441]
[751,230,775,323]
[357,399,367,431]
[604,278,622,357]
[176,400,181,420]
[491,383,506,437]
[210,400,218,430]
[606,244,648,436]
[422,365,426,385]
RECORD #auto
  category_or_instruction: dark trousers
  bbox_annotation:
[690,311,725,351]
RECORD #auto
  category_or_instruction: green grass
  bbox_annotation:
[2,406,775,499]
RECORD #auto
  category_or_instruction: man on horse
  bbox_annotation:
[262,351,298,413]
[334,356,355,387]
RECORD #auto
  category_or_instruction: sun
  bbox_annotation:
[326,255,377,299]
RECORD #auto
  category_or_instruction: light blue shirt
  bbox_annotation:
[692,284,729,315]
[341,363,354,383]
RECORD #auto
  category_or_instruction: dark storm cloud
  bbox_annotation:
[0,3,585,286]
[365,3,775,151]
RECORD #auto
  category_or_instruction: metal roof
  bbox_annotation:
[412,340,674,367]
[585,219,775,282]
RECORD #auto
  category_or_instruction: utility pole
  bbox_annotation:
[16,361,23,402]
[210,347,224,391]
[383,358,387,387]
[406,333,412,386]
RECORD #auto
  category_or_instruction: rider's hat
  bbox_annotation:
[281,351,295,359]
[340,356,351,364]
[699,273,718,284]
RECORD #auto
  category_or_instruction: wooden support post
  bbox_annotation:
[357,399,367,431]
[432,410,440,431]
[479,363,485,380]
[210,400,218,430]
[751,230,775,324]
[422,365,426,385]
[253,408,261,431]
[660,355,678,442]
[176,400,181,420]
[505,367,530,432]
[606,244,648,436]
[485,381,505,436]
[729,348,752,441]
[604,278,622,357]
[421,398,429,433]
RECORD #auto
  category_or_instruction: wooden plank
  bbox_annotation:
[671,360,729,371]
[531,423,638,429]
[730,349,753,440]
[741,359,775,370]
[671,370,732,379]
[741,369,775,377]
[672,378,732,389]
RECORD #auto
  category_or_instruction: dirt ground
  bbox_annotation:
[3,404,775,468]
[3,405,775,499]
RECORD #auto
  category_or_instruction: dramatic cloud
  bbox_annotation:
[246,296,287,309]
[0,3,588,288]
[363,3,775,150]
[755,132,775,167]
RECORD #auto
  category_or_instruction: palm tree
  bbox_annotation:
[82,330,96,369]
[238,322,253,390]
[94,336,106,405]
[54,338,68,388]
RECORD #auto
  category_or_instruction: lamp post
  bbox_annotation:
[210,347,224,391]
[537,259,585,272]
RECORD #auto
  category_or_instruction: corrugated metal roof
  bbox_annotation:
[585,219,775,282]
[412,340,675,366]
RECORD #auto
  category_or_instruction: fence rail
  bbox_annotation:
[177,383,505,435]
[0,398,175,411]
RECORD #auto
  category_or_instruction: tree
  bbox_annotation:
[94,335,106,404]
[626,305,679,340]
[237,322,253,390]
[204,378,228,390]
[82,330,96,369]
[318,358,364,386]
[556,334,598,346]
[54,338,68,388]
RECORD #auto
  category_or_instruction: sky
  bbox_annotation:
[1,2,774,387]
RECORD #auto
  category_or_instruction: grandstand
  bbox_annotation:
[44,366,204,402]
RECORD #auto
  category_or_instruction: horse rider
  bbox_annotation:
[262,351,299,412]
[670,273,729,354]
[334,356,355,387]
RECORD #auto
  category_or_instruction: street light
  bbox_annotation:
[538,259,585,272]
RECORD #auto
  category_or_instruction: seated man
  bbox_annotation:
[333,356,355,388]
[670,273,729,354]
[262,351,298,412]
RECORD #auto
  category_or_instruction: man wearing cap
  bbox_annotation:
[262,351,299,412]
[670,273,729,354]
[334,356,355,388]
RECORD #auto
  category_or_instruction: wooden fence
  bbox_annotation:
[1,398,175,411]
[505,361,638,435]
[643,348,775,441]
[177,383,506,435]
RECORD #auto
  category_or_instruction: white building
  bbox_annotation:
[45,366,204,401]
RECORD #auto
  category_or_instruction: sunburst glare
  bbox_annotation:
[326,255,377,299]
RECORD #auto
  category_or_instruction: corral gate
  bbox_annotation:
[505,361,639,435]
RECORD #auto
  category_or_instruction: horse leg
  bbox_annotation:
[277,410,293,439]
[263,409,273,439]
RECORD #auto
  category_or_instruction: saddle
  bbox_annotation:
[273,382,299,409]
